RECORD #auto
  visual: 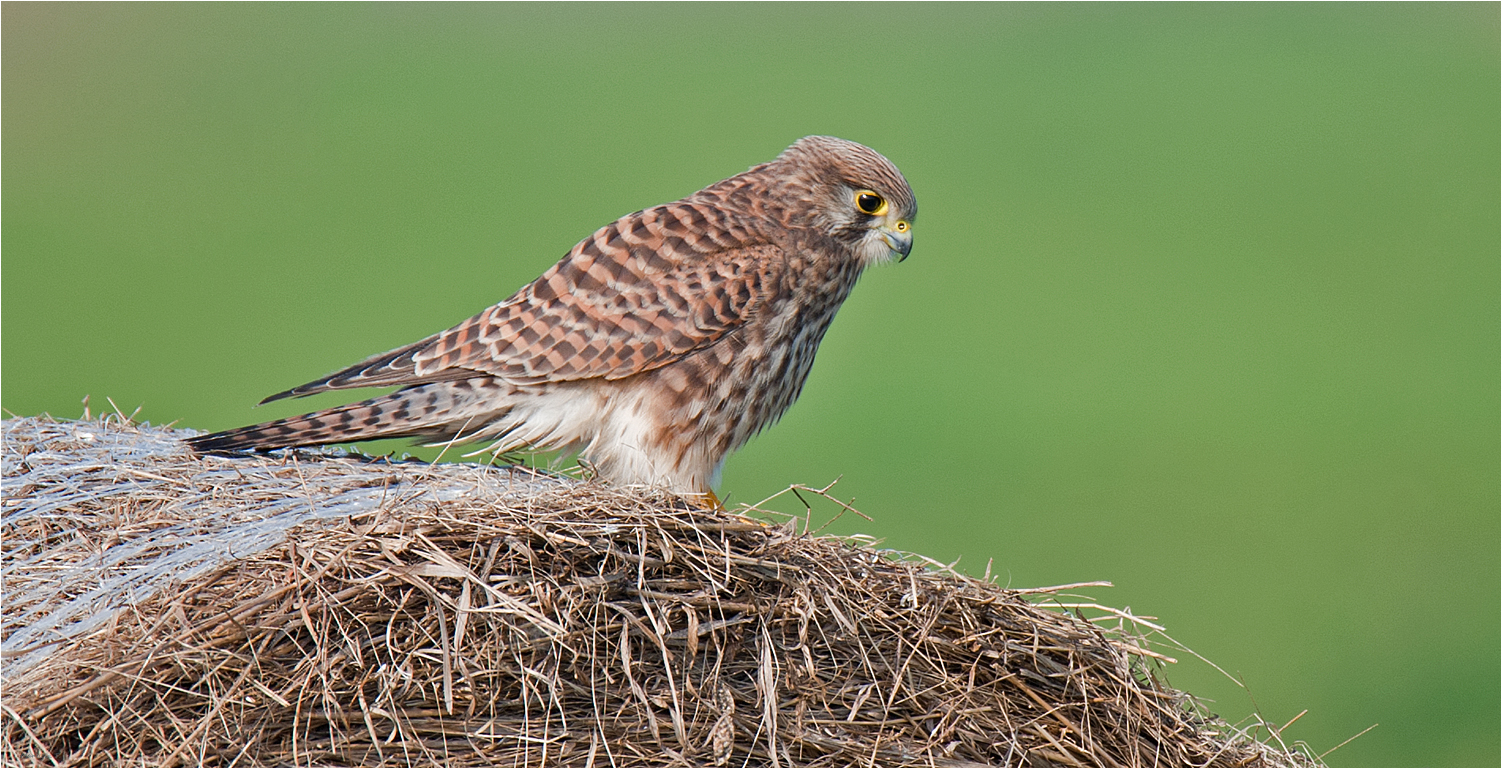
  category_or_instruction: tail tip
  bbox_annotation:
[185,431,255,455]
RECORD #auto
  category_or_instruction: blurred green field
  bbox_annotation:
[4,4,1497,765]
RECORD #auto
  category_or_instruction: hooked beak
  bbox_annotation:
[881,226,913,262]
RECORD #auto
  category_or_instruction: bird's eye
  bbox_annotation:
[855,191,887,216]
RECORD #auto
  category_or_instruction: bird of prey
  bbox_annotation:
[189,136,916,502]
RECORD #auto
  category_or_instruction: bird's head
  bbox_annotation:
[767,136,917,265]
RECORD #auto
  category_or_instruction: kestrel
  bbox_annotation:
[189,136,916,500]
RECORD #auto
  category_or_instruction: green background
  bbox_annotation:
[4,4,1496,765]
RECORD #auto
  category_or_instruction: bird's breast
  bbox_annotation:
[584,244,869,493]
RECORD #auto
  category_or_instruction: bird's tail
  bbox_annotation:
[187,382,500,454]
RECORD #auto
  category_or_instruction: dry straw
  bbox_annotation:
[2,414,1314,767]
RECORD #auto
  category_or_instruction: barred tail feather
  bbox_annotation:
[187,381,505,454]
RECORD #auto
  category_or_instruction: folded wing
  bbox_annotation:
[264,203,780,403]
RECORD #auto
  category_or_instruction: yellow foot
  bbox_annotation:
[696,489,723,511]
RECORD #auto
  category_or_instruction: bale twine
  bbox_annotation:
[1,415,1313,767]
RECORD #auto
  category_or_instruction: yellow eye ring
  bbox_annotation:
[854,190,887,216]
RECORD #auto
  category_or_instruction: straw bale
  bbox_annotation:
[1,414,1314,767]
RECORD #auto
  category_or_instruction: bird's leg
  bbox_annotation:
[696,489,724,511]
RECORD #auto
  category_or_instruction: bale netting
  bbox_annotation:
[2,414,1313,767]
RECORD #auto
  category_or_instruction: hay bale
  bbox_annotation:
[1,414,1312,767]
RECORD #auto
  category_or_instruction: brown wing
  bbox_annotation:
[264,201,780,402]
